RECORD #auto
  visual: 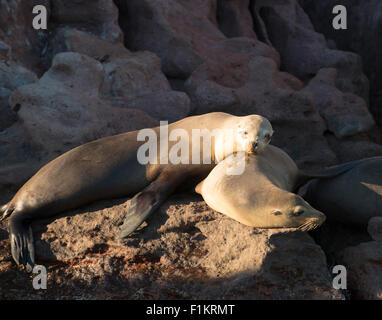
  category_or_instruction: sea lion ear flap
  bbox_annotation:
[195,180,205,195]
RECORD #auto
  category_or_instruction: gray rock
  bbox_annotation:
[116,0,279,79]
[339,241,382,300]
[254,0,369,103]
[303,68,375,138]
[51,29,191,122]
[9,52,157,159]
[368,217,382,242]
[216,0,257,39]
[185,56,336,168]
[300,0,382,124]
[50,0,122,43]
[0,195,340,299]
[0,59,37,131]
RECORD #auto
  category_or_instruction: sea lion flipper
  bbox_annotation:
[9,214,35,272]
[295,156,382,192]
[117,171,183,239]
[117,191,160,238]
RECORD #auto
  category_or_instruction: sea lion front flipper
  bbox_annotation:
[9,213,35,272]
[117,171,183,239]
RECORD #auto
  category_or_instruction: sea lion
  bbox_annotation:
[195,145,326,231]
[0,112,273,270]
[303,157,382,226]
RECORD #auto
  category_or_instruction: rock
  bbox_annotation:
[216,0,257,39]
[9,52,157,159]
[0,123,42,202]
[106,91,190,123]
[338,241,382,300]
[50,0,122,43]
[325,134,382,163]
[0,88,17,131]
[0,0,50,72]
[115,0,279,80]
[185,55,337,168]
[254,0,369,103]
[0,59,38,91]
[299,0,382,124]
[303,68,375,138]
[0,194,343,299]
[0,59,37,131]
[0,40,11,58]
[50,29,190,122]
[311,219,382,300]
[368,217,382,243]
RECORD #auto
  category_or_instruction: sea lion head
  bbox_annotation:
[236,115,273,155]
[262,192,326,231]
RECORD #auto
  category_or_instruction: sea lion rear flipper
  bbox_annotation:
[117,171,183,239]
[9,213,35,272]
[294,156,382,192]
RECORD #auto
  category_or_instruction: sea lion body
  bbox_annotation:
[195,145,326,230]
[304,157,382,226]
[1,112,273,269]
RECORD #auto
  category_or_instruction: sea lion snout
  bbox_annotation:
[297,210,326,231]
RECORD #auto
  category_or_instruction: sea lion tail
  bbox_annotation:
[295,156,382,192]
[0,203,14,221]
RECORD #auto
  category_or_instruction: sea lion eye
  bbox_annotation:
[264,133,270,140]
[293,209,305,216]
[272,210,282,216]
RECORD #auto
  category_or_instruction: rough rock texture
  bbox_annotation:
[116,0,279,82]
[50,0,122,43]
[216,0,257,39]
[0,194,343,300]
[0,0,381,300]
[50,29,191,122]
[0,0,50,72]
[303,68,375,138]
[311,218,382,300]
[254,0,369,103]
[8,52,157,160]
[0,58,37,131]
[368,217,382,243]
[300,0,382,125]
[338,242,382,300]
[186,55,336,168]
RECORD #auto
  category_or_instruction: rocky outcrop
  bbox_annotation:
[116,0,279,83]
[0,0,381,300]
[0,0,50,73]
[50,0,122,43]
[299,0,382,125]
[50,29,191,122]
[0,59,37,131]
[311,217,382,300]
[9,52,157,160]
[0,194,343,300]
[185,55,336,168]
[254,0,369,103]
[337,217,382,300]
[216,0,257,39]
[303,68,375,138]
